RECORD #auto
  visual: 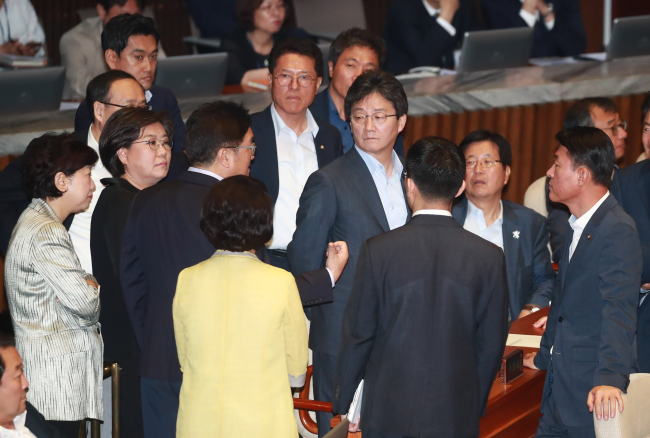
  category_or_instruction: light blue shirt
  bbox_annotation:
[463,199,504,250]
[355,145,408,230]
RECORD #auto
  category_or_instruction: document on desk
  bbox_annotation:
[506,334,542,349]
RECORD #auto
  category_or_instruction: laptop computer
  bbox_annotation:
[318,43,331,87]
[607,15,650,60]
[154,53,228,99]
[0,66,65,115]
[457,27,534,74]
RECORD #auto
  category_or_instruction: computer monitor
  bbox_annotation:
[607,15,650,60]
[154,53,228,99]
[318,42,331,86]
[0,66,65,115]
[457,27,534,74]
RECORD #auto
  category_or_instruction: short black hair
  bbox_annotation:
[555,126,615,188]
[268,38,323,78]
[328,28,386,68]
[22,133,99,199]
[344,70,408,121]
[101,14,160,57]
[86,70,141,124]
[406,136,465,202]
[184,101,251,167]
[458,130,513,167]
[200,175,273,252]
[234,0,295,32]
[0,334,16,384]
[564,97,619,129]
[642,92,650,123]
[99,107,173,177]
[98,0,144,12]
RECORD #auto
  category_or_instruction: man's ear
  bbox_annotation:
[105,49,118,69]
[397,114,407,133]
[117,147,129,166]
[455,180,466,198]
[503,165,511,186]
[93,101,104,124]
[328,60,334,79]
[216,148,230,168]
[315,76,323,94]
[96,3,107,21]
[576,166,590,187]
[54,171,69,193]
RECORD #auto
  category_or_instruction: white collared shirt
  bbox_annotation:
[421,0,457,36]
[145,89,152,102]
[188,166,223,181]
[568,191,609,261]
[519,0,555,31]
[0,411,36,438]
[463,199,504,250]
[268,103,320,250]
[0,0,45,55]
[356,146,408,231]
[68,127,112,274]
[413,209,452,217]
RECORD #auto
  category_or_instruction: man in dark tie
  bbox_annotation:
[524,127,642,438]
[333,136,508,437]
[288,69,411,436]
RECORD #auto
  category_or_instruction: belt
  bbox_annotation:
[269,249,288,258]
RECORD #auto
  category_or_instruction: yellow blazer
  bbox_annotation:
[173,250,308,438]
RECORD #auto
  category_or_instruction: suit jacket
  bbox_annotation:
[25,402,62,438]
[288,147,411,356]
[4,198,103,421]
[614,160,650,372]
[382,0,482,73]
[120,170,334,381]
[308,87,406,156]
[482,0,586,58]
[249,105,343,205]
[452,197,555,318]
[75,84,185,153]
[534,194,641,427]
[332,214,508,436]
[0,130,85,255]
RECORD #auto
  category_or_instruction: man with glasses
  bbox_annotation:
[249,38,343,271]
[289,69,410,436]
[452,130,555,320]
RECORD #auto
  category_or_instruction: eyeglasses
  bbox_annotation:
[350,113,397,126]
[133,138,172,151]
[466,159,502,169]
[603,120,627,136]
[258,2,285,13]
[100,102,152,111]
[225,144,257,155]
[273,73,315,88]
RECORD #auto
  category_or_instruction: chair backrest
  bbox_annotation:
[292,0,366,40]
[594,373,650,438]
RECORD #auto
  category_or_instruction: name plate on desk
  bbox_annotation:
[501,349,524,383]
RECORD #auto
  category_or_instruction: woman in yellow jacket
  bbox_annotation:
[173,175,308,437]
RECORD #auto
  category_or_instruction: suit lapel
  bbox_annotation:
[313,122,334,169]
[252,107,280,203]
[345,148,390,232]
[451,196,468,225]
[501,203,521,312]
[399,156,412,221]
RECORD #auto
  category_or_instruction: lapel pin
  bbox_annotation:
[513,230,520,239]
[320,145,325,149]
[587,234,591,240]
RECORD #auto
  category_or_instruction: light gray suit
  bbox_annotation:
[4,198,103,421]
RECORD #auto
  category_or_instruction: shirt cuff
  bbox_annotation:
[545,17,555,31]
[289,372,306,387]
[519,8,537,28]
[436,17,456,37]
[325,268,336,287]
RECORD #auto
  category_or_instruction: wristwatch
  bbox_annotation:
[542,3,554,18]
[523,304,541,313]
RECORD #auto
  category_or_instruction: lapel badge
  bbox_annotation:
[513,230,520,239]
[320,145,325,149]
[587,234,591,240]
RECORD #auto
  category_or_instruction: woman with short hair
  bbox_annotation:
[173,175,308,438]
[4,132,101,438]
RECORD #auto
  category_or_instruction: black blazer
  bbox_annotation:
[249,105,344,205]
[74,84,185,153]
[308,87,406,157]
[288,147,411,356]
[120,170,334,381]
[382,0,482,73]
[333,214,508,436]
[534,194,641,427]
[452,197,555,318]
[482,0,586,58]
[25,402,62,438]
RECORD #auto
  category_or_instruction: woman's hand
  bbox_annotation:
[240,68,271,93]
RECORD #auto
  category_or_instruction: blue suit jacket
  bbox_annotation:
[74,84,185,154]
[452,197,555,318]
[482,0,586,58]
[288,147,411,355]
[249,105,344,205]
[534,194,641,427]
[309,87,406,157]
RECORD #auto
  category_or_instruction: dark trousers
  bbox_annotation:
[46,420,82,438]
[118,360,143,438]
[268,250,291,271]
[363,430,415,438]
[141,377,182,438]
[313,350,337,438]
[535,392,596,438]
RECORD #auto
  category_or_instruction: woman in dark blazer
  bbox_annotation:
[90,107,173,438]
[222,0,312,88]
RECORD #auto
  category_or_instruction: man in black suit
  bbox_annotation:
[74,13,185,153]
[249,39,343,270]
[120,101,348,438]
[308,28,404,156]
[524,127,642,438]
[288,70,411,436]
[452,130,555,320]
[333,136,508,437]
[382,0,482,73]
[482,0,586,58]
